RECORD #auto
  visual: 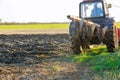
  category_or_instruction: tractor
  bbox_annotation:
[67,0,120,54]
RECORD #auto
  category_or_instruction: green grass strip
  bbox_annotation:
[116,22,120,28]
[69,45,120,72]
[0,23,69,30]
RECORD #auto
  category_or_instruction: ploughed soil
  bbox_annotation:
[0,29,68,34]
[0,29,95,80]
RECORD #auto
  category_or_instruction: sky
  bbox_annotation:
[0,0,120,22]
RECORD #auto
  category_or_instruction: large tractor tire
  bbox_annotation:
[70,21,91,53]
[105,24,119,52]
[70,22,81,54]
[105,31,119,52]
[105,31,115,52]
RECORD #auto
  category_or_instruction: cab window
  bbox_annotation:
[80,2,104,18]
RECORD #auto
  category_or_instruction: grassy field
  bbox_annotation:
[69,45,120,79]
[116,22,120,27]
[0,23,69,30]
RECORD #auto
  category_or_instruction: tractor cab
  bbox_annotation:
[79,0,113,28]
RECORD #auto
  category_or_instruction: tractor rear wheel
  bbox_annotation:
[105,23,119,52]
[70,22,81,54]
[105,31,115,52]
[106,31,115,52]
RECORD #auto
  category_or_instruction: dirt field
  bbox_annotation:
[0,29,95,80]
[0,29,68,34]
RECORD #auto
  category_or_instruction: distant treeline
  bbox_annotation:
[1,22,120,25]
[0,22,69,25]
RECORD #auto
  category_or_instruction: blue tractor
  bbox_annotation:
[67,0,119,54]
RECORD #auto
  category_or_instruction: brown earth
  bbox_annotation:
[0,29,97,80]
[0,29,68,34]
